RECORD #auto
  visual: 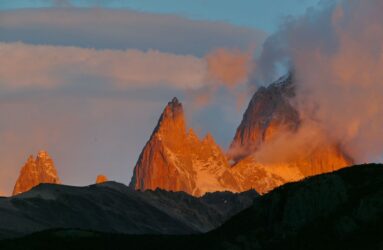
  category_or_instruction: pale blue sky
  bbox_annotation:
[0,0,320,32]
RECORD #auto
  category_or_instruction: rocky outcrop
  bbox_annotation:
[130,97,240,196]
[12,151,60,195]
[229,143,351,194]
[131,74,353,196]
[229,156,298,194]
[228,74,300,162]
[227,74,352,193]
[96,175,108,184]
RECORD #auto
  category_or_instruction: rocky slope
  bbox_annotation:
[229,144,351,194]
[130,97,239,196]
[0,183,257,240]
[12,151,60,195]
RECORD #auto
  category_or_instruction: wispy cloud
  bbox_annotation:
[0,42,208,90]
[0,42,256,92]
[206,48,254,87]
[257,0,383,163]
[188,47,256,107]
[0,41,256,195]
[0,5,265,195]
[0,8,265,56]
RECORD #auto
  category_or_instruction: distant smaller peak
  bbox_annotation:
[170,97,179,104]
[163,97,184,118]
[37,150,50,159]
[96,175,108,184]
[27,155,35,162]
[13,150,60,196]
[203,132,215,143]
[188,128,199,140]
[270,72,293,88]
[167,97,182,108]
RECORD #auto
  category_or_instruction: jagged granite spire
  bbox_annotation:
[12,150,60,195]
[227,74,352,193]
[130,83,353,196]
[228,74,300,161]
[129,97,240,196]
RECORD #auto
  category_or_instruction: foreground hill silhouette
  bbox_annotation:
[1,163,382,250]
[0,182,256,240]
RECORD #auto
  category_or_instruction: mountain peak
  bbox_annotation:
[96,175,108,184]
[130,99,240,196]
[12,151,60,195]
[170,96,180,105]
[130,79,352,197]
[203,132,215,144]
[227,74,352,193]
[27,155,35,163]
[188,128,199,141]
[37,150,50,160]
[228,74,299,161]
[163,97,183,119]
[152,97,186,141]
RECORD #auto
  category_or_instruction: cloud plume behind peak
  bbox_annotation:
[257,0,383,163]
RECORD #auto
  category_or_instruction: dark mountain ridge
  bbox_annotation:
[2,163,381,250]
[0,181,257,240]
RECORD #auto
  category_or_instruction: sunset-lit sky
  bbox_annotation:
[2,0,382,196]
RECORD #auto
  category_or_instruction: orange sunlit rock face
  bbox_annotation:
[12,150,61,195]
[227,74,352,193]
[96,175,108,184]
[228,74,300,162]
[229,145,351,194]
[129,97,240,196]
[130,76,353,196]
